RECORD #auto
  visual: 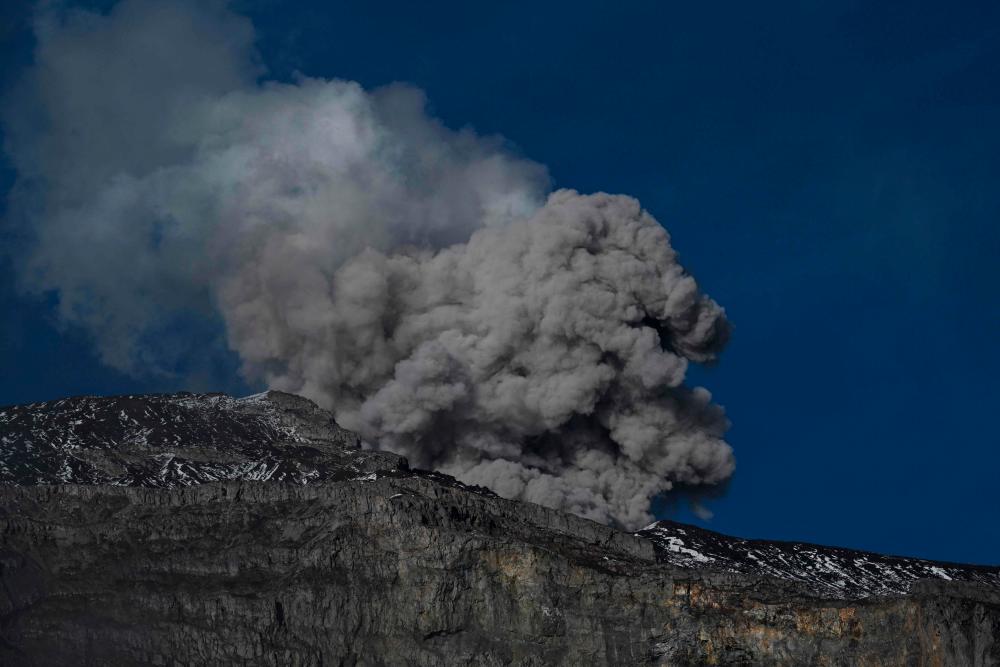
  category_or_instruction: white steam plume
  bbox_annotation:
[3,0,733,528]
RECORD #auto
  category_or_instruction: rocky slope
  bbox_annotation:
[1,392,998,665]
[639,521,1000,601]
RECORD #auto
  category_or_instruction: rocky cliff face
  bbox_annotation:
[2,392,999,666]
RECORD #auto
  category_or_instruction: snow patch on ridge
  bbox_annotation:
[637,521,1000,599]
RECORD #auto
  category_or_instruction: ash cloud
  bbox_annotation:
[3,0,734,529]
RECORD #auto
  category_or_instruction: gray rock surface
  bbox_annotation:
[1,392,998,665]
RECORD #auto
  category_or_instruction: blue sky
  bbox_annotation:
[2,0,999,563]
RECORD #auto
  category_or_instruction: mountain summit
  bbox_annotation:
[2,392,998,665]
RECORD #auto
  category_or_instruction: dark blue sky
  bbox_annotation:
[2,0,999,563]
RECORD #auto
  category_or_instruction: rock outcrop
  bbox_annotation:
[1,392,998,665]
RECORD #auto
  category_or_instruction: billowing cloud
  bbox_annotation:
[3,0,733,528]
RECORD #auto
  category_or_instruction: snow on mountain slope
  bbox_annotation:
[638,520,1000,599]
[0,391,398,487]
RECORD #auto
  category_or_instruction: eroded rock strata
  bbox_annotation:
[1,392,998,665]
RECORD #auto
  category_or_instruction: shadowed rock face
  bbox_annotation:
[1,392,999,666]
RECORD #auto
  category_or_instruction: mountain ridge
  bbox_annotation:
[2,391,999,665]
[2,389,996,595]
